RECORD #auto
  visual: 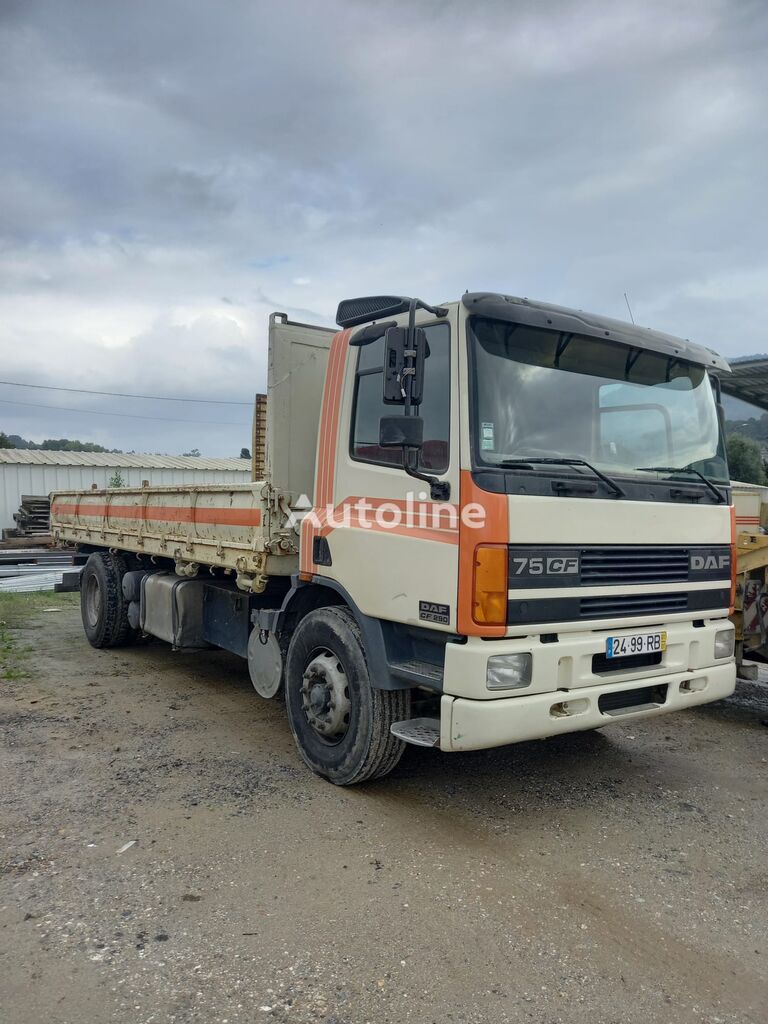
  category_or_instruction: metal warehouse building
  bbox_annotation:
[0,450,252,533]
[722,354,768,412]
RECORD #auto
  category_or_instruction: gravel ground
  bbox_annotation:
[1,592,767,1024]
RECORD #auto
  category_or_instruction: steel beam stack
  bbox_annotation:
[9,495,51,539]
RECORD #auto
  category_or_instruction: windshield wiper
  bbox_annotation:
[496,457,626,498]
[635,465,727,504]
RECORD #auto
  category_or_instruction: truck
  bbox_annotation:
[50,292,738,785]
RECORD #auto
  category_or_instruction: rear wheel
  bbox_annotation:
[80,551,136,648]
[285,606,409,785]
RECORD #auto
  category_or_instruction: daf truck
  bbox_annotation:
[50,292,737,784]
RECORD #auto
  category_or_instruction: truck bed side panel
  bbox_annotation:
[50,483,296,577]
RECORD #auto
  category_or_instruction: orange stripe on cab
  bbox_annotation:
[306,329,350,571]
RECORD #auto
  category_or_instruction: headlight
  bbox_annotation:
[486,653,532,690]
[714,629,735,659]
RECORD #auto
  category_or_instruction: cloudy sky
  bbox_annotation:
[1,0,766,456]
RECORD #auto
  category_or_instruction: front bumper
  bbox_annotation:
[442,618,733,699]
[439,662,736,751]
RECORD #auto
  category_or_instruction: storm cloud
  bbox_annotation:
[1,0,766,454]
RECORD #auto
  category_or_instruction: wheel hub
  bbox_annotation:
[85,575,101,627]
[301,650,351,741]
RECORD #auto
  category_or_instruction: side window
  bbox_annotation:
[351,322,450,472]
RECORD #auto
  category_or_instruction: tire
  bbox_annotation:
[284,606,410,785]
[80,551,137,649]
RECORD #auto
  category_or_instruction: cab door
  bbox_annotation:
[304,307,460,631]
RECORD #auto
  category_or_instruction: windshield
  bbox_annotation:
[469,317,728,484]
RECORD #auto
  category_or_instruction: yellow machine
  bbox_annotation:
[732,486,768,676]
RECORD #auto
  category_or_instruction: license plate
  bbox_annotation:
[606,632,667,658]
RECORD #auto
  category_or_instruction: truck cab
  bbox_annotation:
[284,292,735,775]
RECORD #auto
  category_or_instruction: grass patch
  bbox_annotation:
[0,591,78,628]
[2,665,29,681]
[0,618,27,680]
[0,621,14,655]
[0,592,78,680]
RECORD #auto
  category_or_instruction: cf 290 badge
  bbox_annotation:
[419,600,450,624]
[511,556,580,576]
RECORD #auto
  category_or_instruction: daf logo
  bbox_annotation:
[691,554,730,571]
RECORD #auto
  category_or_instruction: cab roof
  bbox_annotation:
[462,292,730,373]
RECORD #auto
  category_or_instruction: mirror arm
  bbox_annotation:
[403,298,417,416]
[403,449,451,501]
[417,300,449,318]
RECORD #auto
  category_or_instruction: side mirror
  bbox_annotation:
[379,415,424,449]
[710,373,728,437]
[716,401,726,441]
[383,326,426,404]
[378,414,450,501]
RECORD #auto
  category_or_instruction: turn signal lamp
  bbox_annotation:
[472,544,508,626]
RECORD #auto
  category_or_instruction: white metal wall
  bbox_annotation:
[0,464,250,532]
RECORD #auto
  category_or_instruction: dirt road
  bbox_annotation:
[1,593,766,1024]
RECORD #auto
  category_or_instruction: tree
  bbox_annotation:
[108,470,126,488]
[0,432,14,449]
[726,413,768,443]
[40,438,112,452]
[183,448,201,458]
[2,432,120,452]
[240,447,251,460]
[727,434,767,485]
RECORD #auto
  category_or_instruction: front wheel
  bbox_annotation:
[284,606,410,785]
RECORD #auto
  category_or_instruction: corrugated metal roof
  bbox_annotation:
[0,450,251,471]
[722,355,768,413]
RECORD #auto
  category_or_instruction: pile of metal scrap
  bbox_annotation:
[0,548,84,593]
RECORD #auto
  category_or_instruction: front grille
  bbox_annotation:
[581,546,689,585]
[507,544,730,592]
[581,593,688,617]
[506,587,730,625]
[598,683,668,713]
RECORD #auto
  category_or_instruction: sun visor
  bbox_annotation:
[462,292,730,373]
